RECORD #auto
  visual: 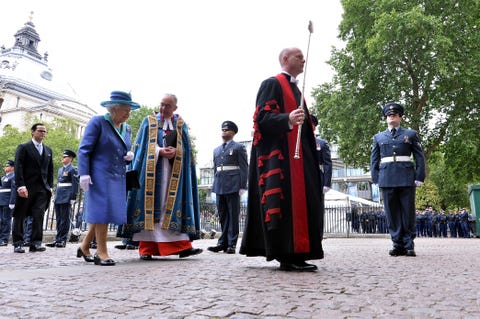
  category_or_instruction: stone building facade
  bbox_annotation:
[0,16,97,138]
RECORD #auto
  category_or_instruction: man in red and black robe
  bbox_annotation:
[239,47,324,272]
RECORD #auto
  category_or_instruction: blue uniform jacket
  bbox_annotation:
[212,140,248,195]
[370,127,426,187]
[315,137,332,188]
[54,164,79,204]
[0,172,16,206]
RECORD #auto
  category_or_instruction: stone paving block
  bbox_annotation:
[1,237,480,318]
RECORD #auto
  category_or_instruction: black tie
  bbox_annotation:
[222,143,226,150]
[391,128,396,136]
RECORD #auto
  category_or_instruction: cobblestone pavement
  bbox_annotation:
[0,235,479,319]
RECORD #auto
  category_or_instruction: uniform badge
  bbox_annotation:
[63,171,68,176]
[404,135,409,143]
[229,149,233,156]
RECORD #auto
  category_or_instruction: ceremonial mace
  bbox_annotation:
[294,20,314,159]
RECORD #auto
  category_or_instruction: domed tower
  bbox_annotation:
[0,12,97,138]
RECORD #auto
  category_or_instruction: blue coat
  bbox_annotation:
[0,172,16,206]
[315,137,332,188]
[54,164,79,204]
[212,140,248,195]
[78,115,132,225]
[370,127,426,187]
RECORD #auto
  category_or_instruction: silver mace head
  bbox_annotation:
[308,20,314,34]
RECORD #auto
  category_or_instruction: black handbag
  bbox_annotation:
[164,131,177,147]
[126,170,140,191]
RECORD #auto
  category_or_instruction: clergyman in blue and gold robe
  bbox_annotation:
[118,94,202,259]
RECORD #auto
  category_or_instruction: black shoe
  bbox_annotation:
[389,248,406,256]
[140,254,153,260]
[179,248,203,258]
[207,245,226,253]
[93,254,116,266]
[126,244,138,250]
[46,241,58,247]
[0,241,7,246]
[406,249,416,257]
[279,261,318,272]
[29,244,46,252]
[55,241,66,248]
[76,247,94,262]
[23,241,31,246]
[89,242,97,249]
[114,244,127,250]
[69,235,80,243]
[226,247,236,254]
[14,245,25,253]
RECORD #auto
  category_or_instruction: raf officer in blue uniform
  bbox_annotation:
[47,149,79,248]
[371,102,426,257]
[0,160,16,246]
[208,121,248,254]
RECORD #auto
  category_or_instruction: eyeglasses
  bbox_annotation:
[36,130,47,133]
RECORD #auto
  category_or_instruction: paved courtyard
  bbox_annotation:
[0,236,479,318]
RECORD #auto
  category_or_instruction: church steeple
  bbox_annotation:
[12,11,42,60]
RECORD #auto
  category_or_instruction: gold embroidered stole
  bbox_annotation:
[144,114,158,230]
[144,114,184,231]
[161,116,184,229]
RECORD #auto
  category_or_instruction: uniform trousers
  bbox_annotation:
[382,186,416,250]
[216,192,240,248]
[0,206,13,243]
[54,203,72,242]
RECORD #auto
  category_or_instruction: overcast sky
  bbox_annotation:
[1,0,344,167]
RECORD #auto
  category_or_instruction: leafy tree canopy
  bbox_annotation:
[311,0,480,208]
[312,0,480,173]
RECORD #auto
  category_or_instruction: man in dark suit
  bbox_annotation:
[207,121,248,254]
[12,123,54,253]
[46,149,79,248]
[370,102,426,257]
[311,115,332,193]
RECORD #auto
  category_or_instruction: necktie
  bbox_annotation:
[37,144,42,155]
[391,128,396,136]
[222,143,226,150]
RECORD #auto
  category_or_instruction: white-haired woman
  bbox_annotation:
[76,91,140,266]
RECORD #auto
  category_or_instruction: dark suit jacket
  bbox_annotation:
[14,140,54,214]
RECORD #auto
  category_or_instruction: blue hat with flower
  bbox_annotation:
[100,91,141,110]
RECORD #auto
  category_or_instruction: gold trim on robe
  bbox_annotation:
[144,114,184,231]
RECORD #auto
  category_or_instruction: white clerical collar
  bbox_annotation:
[282,71,298,84]
[162,118,173,130]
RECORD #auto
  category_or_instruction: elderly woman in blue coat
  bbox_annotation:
[76,91,140,266]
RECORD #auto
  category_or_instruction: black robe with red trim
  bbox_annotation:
[239,73,324,262]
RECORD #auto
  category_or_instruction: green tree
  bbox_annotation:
[128,106,156,139]
[312,0,480,167]
[311,0,480,207]
[0,118,80,183]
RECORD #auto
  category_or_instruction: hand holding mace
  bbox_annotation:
[294,20,314,159]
